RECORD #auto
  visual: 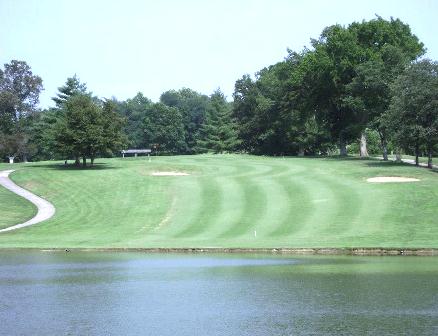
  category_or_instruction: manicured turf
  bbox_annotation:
[0,184,36,230]
[0,155,437,248]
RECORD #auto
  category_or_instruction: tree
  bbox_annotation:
[307,24,365,156]
[160,88,209,153]
[197,90,240,153]
[232,74,259,152]
[116,92,152,148]
[0,60,43,162]
[232,52,331,156]
[278,51,332,155]
[143,103,186,154]
[28,108,60,161]
[55,94,125,166]
[345,17,424,159]
[52,75,89,108]
[99,99,126,164]
[385,59,438,168]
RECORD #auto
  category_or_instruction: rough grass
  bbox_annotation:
[0,155,437,248]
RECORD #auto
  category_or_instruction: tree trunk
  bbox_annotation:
[91,157,95,166]
[22,154,28,163]
[298,145,305,157]
[339,136,347,156]
[75,155,80,166]
[359,132,368,158]
[415,143,419,166]
[395,151,402,163]
[382,144,388,161]
[379,131,388,161]
[82,157,87,167]
[428,146,433,169]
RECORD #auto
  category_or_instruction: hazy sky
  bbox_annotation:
[1,0,437,108]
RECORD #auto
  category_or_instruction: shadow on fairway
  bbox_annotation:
[364,161,407,167]
[323,155,372,161]
[26,162,120,171]
[364,160,438,173]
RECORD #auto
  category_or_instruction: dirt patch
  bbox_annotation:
[151,171,190,176]
[367,176,420,183]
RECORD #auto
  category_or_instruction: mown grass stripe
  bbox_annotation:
[1,155,437,248]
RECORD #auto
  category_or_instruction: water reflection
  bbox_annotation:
[0,252,438,335]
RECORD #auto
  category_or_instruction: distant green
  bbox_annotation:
[0,155,437,248]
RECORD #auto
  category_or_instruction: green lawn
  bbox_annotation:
[0,155,437,248]
[0,183,36,230]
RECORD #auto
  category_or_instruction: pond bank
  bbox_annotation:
[1,247,438,256]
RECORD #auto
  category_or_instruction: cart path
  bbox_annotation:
[0,170,55,233]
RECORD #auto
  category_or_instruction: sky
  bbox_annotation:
[1,0,437,108]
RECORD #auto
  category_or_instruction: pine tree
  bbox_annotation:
[196,90,240,153]
[52,75,88,108]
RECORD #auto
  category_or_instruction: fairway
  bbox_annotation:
[0,155,437,248]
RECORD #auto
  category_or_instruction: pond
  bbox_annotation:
[0,252,437,335]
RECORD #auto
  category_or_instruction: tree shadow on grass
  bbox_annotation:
[270,155,365,161]
[364,161,407,167]
[323,155,369,161]
[26,162,120,171]
[364,160,438,173]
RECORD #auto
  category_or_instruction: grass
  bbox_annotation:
[0,155,437,248]
[0,183,36,230]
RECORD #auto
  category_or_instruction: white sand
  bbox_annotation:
[151,171,190,176]
[367,176,420,183]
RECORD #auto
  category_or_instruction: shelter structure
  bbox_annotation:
[121,149,151,158]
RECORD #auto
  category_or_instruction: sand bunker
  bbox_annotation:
[151,171,190,176]
[367,176,420,183]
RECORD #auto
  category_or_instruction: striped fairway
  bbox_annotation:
[0,155,437,248]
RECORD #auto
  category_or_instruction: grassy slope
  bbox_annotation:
[0,185,36,230]
[0,155,437,248]
[0,163,37,230]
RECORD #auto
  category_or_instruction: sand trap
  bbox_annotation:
[151,171,190,176]
[367,176,420,183]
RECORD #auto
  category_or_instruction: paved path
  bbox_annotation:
[0,170,55,233]
[399,158,438,169]
[374,157,438,169]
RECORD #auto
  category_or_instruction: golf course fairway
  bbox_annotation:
[0,155,437,249]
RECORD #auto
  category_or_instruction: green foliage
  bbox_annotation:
[28,109,61,160]
[232,16,425,157]
[196,90,240,153]
[0,60,43,161]
[344,17,424,157]
[115,92,151,148]
[348,129,388,155]
[232,74,259,151]
[143,103,186,154]
[385,59,438,162]
[160,88,209,153]
[52,74,89,108]
[233,54,331,155]
[55,94,125,165]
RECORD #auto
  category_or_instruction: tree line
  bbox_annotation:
[0,16,437,167]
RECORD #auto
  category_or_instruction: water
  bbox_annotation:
[1,252,438,335]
